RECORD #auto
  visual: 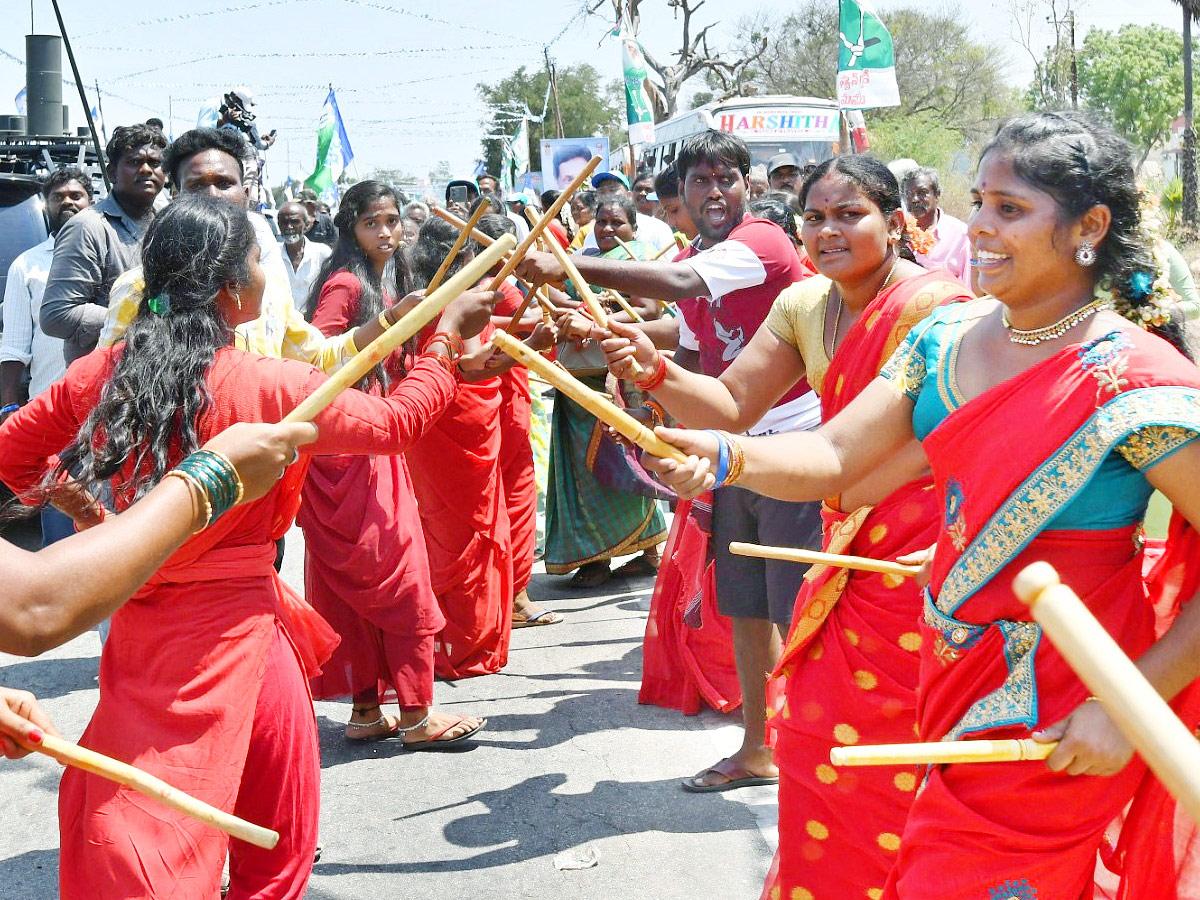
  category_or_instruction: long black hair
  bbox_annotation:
[306,180,411,389]
[799,155,916,262]
[304,180,407,324]
[981,111,1191,357]
[55,194,255,506]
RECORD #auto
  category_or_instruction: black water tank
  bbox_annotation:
[26,34,63,137]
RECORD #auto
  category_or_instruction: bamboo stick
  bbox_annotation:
[35,733,279,848]
[542,234,609,327]
[283,234,517,423]
[654,242,681,260]
[728,542,922,579]
[433,207,551,305]
[491,331,687,463]
[830,738,1055,767]
[485,156,601,291]
[1013,561,1200,825]
[426,200,489,293]
[602,288,645,323]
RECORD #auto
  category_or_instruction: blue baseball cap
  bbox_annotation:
[591,171,630,190]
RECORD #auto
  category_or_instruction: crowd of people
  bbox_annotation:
[2,105,1200,900]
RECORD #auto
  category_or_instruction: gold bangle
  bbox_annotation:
[165,470,211,533]
[378,308,393,331]
[719,431,746,486]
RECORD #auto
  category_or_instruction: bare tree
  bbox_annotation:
[585,0,767,119]
[1008,0,1078,110]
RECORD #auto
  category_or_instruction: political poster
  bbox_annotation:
[540,138,610,191]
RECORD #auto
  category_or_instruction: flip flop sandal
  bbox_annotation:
[681,757,780,793]
[403,716,487,752]
[512,609,564,628]
[570,562,612,588]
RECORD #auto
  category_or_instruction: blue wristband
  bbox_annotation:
[709,429,730,487]
[0,403,19,416]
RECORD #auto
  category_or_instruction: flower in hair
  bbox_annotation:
[1127,270,1154,301]
[147,294,171,316]
[902,211,937,255]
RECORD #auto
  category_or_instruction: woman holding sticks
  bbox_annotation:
[599,155,969,890]
[300,180,484,743]
[0,194,496,900]
[546,194,668,587]
[643,112,1200,898]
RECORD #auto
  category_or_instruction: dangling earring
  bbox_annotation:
[233,292,242,310]
[1075,241,1096,267]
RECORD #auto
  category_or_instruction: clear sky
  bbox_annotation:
[0,0,1190,188]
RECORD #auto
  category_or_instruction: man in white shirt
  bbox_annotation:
[278,201,332,313]
[1,165,92,544]
[583,171,676,254]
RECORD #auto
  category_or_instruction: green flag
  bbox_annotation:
[304,89,355,204]
[837,0,900,110]
[621,35,655,145]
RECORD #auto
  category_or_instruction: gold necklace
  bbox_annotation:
[826,258,900,358]
[1001,297,1111,346]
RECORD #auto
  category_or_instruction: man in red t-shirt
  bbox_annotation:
[517,129,822,793]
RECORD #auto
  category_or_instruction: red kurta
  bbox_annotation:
[301,270,444,707]
[406,322,513,679]
[0,345,458,900]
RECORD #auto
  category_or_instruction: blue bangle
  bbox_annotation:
[0,403,19,416]
[709,429,730,487]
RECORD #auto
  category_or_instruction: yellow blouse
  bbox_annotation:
[763,274,834,394]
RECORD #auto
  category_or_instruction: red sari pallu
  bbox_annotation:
[406,321,514,679]
[763,271,967,900]
[880,318,1200,900]
[0,345,459,900]
[638,493,742,715]
[301,270,446,708]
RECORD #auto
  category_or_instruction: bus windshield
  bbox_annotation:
[743,140,835,169]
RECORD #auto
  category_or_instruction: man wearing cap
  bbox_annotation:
[583,171,675,254]
[766,153,803,194]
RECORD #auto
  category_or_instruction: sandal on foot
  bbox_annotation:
[681,757,779,793]
[612,555,659,579]
[404,716,487,752]
[513,608,563,628]
[345,714,403,742]
[570,561,612,588]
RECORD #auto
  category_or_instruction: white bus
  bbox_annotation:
[637,95,841,174]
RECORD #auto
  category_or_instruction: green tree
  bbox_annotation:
[1078,24,1186,165]
[869,113,965,172]
[477,63,622,177]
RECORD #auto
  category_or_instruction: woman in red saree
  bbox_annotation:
[647,112,1200,899]
[600,156,968,892]
[0,195,495,900]
[300,180,483,743]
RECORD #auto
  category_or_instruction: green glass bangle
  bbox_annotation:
[173,450,242,525]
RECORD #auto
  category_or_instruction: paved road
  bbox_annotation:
[0,523,777,899]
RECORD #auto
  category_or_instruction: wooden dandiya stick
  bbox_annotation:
[542,233,609,327]
[491,331,686,463]
[728,542,922,579]
[283,234,517,423]
[485,155,601,292]
[1013,561,1200,824]
[830,738,1055,768]
[426,200,489,293]
[654,242,680,260]
[433,206,553,309]
[34,733,279,848]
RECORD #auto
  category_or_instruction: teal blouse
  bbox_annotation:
[882,301,1190,530]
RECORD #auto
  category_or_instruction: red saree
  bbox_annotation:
[638,493,742,714]
[881,320,1200,900]
[406,322,513,679]
[494,279,538,595]
[0,346,458,900]
[764,272,967,900]
[301,271,445,707]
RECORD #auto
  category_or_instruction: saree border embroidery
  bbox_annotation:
[936,386,1200,616]
[928,386,1200,738]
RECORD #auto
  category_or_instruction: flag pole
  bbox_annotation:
[48,0,109,190]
